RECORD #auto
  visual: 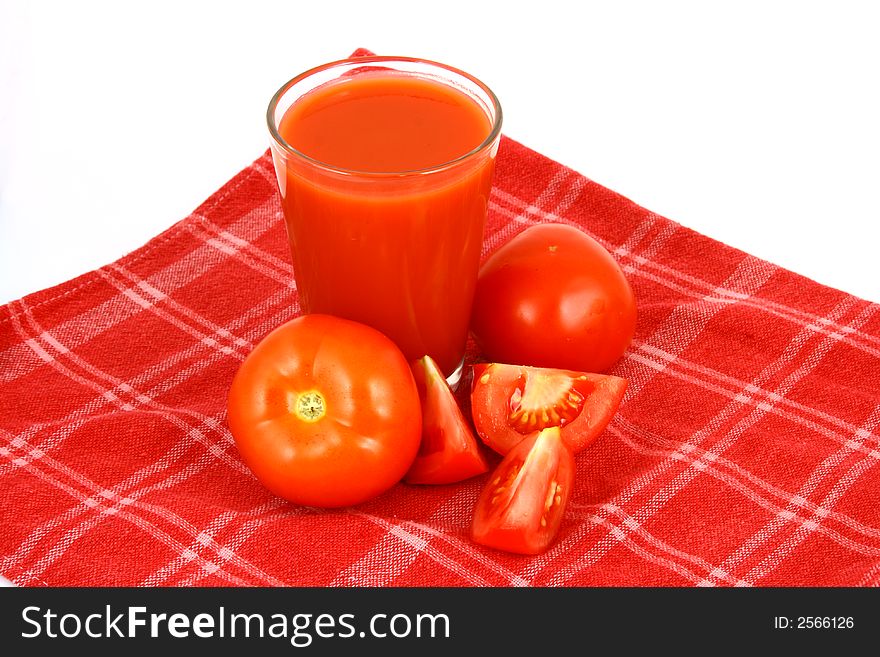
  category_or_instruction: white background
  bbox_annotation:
[2,0,879,306]
[0,0,879,585]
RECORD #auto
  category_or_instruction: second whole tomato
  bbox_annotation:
[471,223,637,373]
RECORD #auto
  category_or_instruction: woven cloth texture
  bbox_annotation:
[2,126,879,587]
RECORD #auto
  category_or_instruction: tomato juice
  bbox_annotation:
[268,58,502,380]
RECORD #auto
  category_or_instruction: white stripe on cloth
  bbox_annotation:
[0,285,295,480]
[566,501,749,586]
[712,344,880,585]
[576,508,747,585]
[748,422,880,583]
[856,551,880,585]
[1,190,302,468]
[185,220,294,287]
[554,296,867,586]
[7,300,249,474]
[518,254,777,584]
[97,268,251,360]
[626,346,880,459]
[0,291,302,584]
[0,181,282,384]
[141,501,292,587]
[107,263,254,352]
[333,507,517,587]
[606,422,880,570]
[2,450,254,587]
[176,504,313,587]
[610,415,880,542]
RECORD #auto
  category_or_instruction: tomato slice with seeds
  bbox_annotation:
[404,355,489,485]
[471,362,627,455]
[471,426,574,555]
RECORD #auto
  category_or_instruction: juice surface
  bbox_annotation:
[279,72,491,172]
[274,70,497,376]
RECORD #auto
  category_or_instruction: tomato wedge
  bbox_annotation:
[471,426,574,555]
[405,355,489,485]
[471,362,627,455]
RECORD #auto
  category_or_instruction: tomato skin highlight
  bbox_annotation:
[471,362,627,455]
[471,427,574,555]
[404,355,489,485]
[227,314,422,508]
[471,223,637,374]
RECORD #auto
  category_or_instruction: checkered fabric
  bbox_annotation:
[3,119,880,587]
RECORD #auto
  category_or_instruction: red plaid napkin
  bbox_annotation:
[3,91,880,588]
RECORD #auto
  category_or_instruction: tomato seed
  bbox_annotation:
[295,391,326,422]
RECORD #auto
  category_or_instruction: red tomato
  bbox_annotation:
[471,223,637,373]
[471,426,574,555]
[471,362,627,455]
[405,355,489,485]
[227,314,421,508]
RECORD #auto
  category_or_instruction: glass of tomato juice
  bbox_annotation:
[267,57,502,385]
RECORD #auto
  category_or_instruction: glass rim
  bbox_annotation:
[266,55,503,178]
